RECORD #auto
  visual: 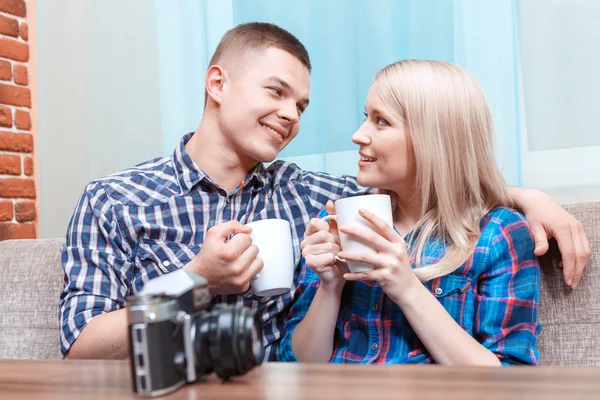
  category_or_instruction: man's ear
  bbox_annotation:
[205,65,227,105]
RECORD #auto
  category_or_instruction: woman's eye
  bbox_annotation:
[363,111,368,120]
[269,87,282,96]
[377,117,390,126]
[297,105,305,114]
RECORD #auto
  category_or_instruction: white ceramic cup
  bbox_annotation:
[322,194,393,273]
[246,219,295,297]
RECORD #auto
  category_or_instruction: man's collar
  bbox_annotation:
[246,162,269,192]
[173,132,269,194]
[173,132,208,193]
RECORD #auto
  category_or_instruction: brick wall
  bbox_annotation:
[0,0,36,241]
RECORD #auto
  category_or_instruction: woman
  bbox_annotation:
[278,60,540,366]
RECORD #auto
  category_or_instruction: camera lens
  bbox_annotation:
[193,304,264,380]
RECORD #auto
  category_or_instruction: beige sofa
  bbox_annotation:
[0,201,599,364]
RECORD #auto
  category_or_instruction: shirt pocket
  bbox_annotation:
[133,238,201,289]
[430,274,474,328]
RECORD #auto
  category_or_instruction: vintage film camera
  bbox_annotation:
[127,270,264,397]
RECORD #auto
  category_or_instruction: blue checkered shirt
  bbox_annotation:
[279,207,541,365]
[59,133,370,359]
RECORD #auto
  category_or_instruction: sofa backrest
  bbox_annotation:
[537,201,600,366]
[0,201,599,363]
[0,238,64,359]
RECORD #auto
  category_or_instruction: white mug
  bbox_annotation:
[322,194,393,273]
[246,219,294,297]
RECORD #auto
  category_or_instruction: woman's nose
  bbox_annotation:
[352,125,371,145]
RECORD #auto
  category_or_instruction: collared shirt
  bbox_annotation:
[59,133,371,359]
[278,207,541,365]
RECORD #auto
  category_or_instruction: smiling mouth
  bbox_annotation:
[360,156,377,162]
[261,124,285,141]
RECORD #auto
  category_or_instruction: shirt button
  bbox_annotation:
[226,197,231,204]
[372,304,379,311]
[435,287,443,295]
[371,343,378,350]
[163,261,170,268]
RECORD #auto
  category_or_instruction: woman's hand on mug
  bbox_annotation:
[300,201,347,289]
[338,208,420,302]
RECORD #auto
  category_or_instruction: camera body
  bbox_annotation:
[127,270,264,397]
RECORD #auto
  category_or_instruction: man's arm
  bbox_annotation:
[61,191,263,359]
[65,309,129,359]
[59,183,135,359]
[508,186,592,288]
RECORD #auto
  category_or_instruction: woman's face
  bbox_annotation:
[352,86,417,194]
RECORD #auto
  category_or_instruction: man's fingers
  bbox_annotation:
[209,220,252,240]
[530,222,550,257]
[553,226,575,287]
[570,224,591,289]
[245,256,264,281]
[227,232,253,252]
[235,243,260,272]
[224,245,262,289]
[214,232,253,263]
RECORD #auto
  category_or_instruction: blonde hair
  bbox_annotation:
[373,60,511,281]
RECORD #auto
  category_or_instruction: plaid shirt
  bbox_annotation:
[59,133,370,359]
[279,207,541,365]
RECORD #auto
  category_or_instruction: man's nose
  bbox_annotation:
[277,100,299,124]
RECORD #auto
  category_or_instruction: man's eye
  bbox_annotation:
[269,87,282,96]
[363,111,368,120]
[297,105,305,114]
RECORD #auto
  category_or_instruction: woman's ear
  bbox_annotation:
[205,65,226,105]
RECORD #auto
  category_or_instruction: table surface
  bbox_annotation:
[0,359,599,399]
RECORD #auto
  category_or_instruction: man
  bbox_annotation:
[59,22,591,361]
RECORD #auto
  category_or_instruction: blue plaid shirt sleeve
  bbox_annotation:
[59,182,135,356]
[278,209,330,362]
[278,260,322,362]
[298,170,370,212]
[475,209,541,366]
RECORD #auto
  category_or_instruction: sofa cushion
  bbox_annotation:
[0,238,64,359]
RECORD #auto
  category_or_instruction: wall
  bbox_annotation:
[37,0,164,238]
[0,0,36,241]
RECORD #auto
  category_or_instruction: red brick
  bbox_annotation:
[0,223,36,241]
[15,201,35,222]
[14,109,29,130]
[13,64,27,85]
[0,83,30,107]
[0,0,26,18]
[0,105,12,127]
[0,178,35,198]
[23,155,32,176]
[19,21,27,41]
[0,200,12,222]
[0,38,28,62]
[0,154,21,175]
[0,131,32,152]
[0,13,19,37]
[0,60,11,81]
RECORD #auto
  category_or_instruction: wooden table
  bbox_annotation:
[0,359,599,399]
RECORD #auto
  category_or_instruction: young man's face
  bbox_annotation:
[218,47,311,167]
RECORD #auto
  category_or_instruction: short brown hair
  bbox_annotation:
[204,22,311,106]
